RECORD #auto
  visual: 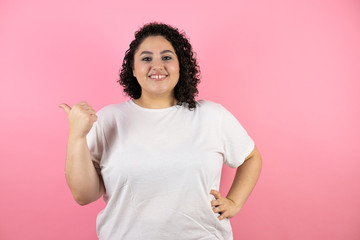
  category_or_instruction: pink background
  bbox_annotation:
[1,0,359,239]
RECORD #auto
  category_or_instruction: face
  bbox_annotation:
[133,36,180,99]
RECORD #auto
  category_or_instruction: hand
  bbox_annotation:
[59,102,98,139]
[210,189,242,220]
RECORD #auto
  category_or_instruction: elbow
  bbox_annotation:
[71,187,104,206]
[76,200,91,206]
[65,175,104,206]
[73,195,93,206]
[71,190,98,206]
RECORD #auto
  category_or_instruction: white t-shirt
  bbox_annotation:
[87,99,255,240]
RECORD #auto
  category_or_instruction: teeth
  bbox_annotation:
[150,75,166,79]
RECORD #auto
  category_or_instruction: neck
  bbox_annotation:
[133,94,178,109]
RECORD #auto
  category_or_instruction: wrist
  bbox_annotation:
[226,196,244,209]
[68,132,87,142]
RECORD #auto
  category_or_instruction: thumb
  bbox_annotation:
[58,103,72,115]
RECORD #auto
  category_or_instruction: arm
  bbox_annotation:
[60,102,105,206]
[211,145,262,220]
[65,135,105,206]
[226,145,262,208]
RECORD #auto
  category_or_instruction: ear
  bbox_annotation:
[133,69,136,77]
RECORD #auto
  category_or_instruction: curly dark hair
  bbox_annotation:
[118,22,201,110]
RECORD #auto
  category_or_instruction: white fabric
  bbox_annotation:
[86,99,255,240]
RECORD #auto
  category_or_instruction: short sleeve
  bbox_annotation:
[219,105,255,168]
[86,120,104,175]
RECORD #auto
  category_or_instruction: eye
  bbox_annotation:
[142,57,151,61]
[162,56,172,61]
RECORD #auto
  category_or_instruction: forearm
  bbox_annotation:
[226,149,262,209]
[65,135,104,205]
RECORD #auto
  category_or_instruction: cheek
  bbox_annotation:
[168,62,180,75]
[134,63,149,76]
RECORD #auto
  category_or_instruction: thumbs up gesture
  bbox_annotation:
[59,102,98,139]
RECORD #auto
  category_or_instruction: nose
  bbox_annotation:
[151,57,164,70]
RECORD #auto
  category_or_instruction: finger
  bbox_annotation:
[212,206,220,213]
[58,103,72,115]
[210,189,221,199]
[211,199,221,207]
[218,212,228,220]
[86,109,96,115]
[212,206,225,213]
[90,114,98,122]
[83,106,94,111]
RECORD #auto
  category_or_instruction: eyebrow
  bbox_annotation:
[139,50,175,55]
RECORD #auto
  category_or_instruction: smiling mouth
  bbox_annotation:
[148,74,168,80]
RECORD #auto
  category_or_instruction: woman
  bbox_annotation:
[59,22,262,240]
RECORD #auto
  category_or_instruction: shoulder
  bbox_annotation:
[196,99,221,108]
[95,101,130,123]
[97,101,128,114]
[196,99,224,113]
